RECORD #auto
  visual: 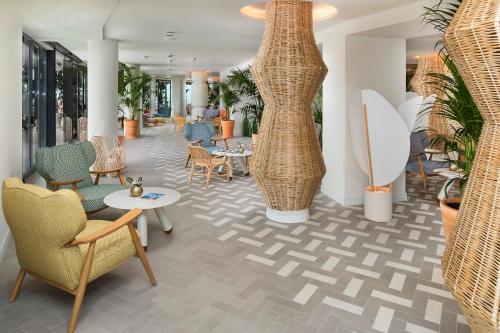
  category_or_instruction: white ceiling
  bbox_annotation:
[9,0,424,77]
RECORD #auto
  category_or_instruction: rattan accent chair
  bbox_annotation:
[174,115,187,134]
[187,145,229,188]
[441,1,500,332]
[2,178,156,333]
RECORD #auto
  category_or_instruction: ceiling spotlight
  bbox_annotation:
[168,59,175,63]
[142,56,150,60]
[167,54,174,58]
[164,31,178,40]
[191,57,198,62]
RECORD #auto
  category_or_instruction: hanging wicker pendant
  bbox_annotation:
[409,54,451,137]
[442,1,500,332]
[250,0,327,223]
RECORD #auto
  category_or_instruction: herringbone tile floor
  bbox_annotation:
[0,125,471,333]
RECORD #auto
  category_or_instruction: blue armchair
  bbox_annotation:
[406,131,448,191]
[183,122,227,167]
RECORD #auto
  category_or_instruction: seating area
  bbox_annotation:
[0,1,498,333]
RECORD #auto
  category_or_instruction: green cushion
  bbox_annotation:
[79,184,125,212]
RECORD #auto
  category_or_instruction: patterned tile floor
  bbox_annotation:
[0,125,471,333]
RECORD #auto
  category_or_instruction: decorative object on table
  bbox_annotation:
[104,187,181,248]
[36,141,126,213]
[141,192,165,200]
[250,0,329,223]
[126,176,144,197]
[237,141,245,154]
[410,54,451,138]
[78,116,87,142]
[183,122,227,167]
[349,89,410,222]
[118,63,152,139]
[90,136,127,180]
[437,0,500,331]
[187,145,229,188]
[2,177,156,333]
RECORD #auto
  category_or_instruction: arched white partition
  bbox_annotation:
[398,96,424,134]
[349,89,410,186]
[405,91,420,101]
[414,94,436,132]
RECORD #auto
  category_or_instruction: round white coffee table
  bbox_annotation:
[104,187,181,250]
[213,149,252,178]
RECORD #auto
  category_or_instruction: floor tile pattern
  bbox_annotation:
[0,125,471,333]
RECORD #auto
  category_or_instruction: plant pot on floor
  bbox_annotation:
[440,197,461,241]
[364,186,393,222]
[221,120,235,139]
[124,119,139,139]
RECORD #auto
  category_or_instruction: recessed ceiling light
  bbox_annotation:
[142,56,150,60]
[168,59,175,63]
[167,54,174,58]
[191,57,198,62]
[241,2,338,21]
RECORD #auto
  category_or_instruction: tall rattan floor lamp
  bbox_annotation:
[442,1,500,332]
[249,0,330,223]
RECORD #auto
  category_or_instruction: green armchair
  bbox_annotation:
[2,177,156,333]
[36,141,126,213]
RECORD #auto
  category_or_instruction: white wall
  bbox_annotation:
[170,76,185,116]
[316,0,434,205]
[220,58,254,137]
[0,5,22,261]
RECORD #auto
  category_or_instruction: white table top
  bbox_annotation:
[104,187,181,210]
[213,149,253,157]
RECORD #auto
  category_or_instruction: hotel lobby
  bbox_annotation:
[0,1,497,332]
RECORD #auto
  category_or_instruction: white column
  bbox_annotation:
[150,76,157,113]
[180,76,187,116]
[191,71,208,118]
[87,39,118,145]
[171,76,182,116]
[0,4,22,258]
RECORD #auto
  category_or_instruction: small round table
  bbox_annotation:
[213,149,253,178]
[104,187,181,250]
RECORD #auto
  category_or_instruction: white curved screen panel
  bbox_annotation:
[398,95,424,133]
[405,91,420,101]
[414,94,436,132]
[349,89,410,186]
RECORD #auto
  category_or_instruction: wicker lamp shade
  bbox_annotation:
[441,1,500,332]
[250,0,327,223]
[410,54,451,137]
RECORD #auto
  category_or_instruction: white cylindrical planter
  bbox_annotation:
[191,71,208,118]
[364,186,393,222]
[266,208,309,224]
[88,39,118,146]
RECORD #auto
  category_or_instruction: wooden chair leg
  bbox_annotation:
[68,242,95,333]
[417,156,428,192]
[188,164,195,184]
[225,163,230,182]
[117,171,125,185]
[206,168,213,189]
[94,173,101,185]
[224,139,229,149]
[184,154,191,168]
[127,224,157,286]
[9,270,26,303]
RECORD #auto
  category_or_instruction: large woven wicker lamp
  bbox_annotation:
[244,0,335,223]
[409,54,451,137]
[441,1,500,332]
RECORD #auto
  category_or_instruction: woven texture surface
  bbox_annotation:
[250,0,326,211]
[442,1,500,332]
[410,54,452,138]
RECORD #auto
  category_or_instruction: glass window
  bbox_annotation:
[157,79,172,109]
[185,80,192,113]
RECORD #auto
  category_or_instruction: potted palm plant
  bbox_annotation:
[118,64,152,139]
[219,81,240,139]
[423,0,483,240]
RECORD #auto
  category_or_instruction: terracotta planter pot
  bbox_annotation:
[124,119,139,139]
[221,120,235,139]
[440,197,461,241]
[252,133,259,145]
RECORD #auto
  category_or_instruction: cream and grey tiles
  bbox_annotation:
[0,125,471,332]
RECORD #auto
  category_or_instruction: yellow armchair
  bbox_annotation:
[1,177,156,333]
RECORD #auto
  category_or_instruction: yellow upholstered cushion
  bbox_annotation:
[75,220,137,283]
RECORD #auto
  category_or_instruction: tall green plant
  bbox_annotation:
[218,81,240,119]
[422,0,482,196]
[118,63,151,120]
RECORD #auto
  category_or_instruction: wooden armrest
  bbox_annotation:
[410,152,426,157]
[49,178,83,187]
[89,166,127,175]
[190,140,203,145]
[67,208,143,247]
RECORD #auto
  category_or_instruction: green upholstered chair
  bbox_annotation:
[2,177,156,333]
[36,142,126,213]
